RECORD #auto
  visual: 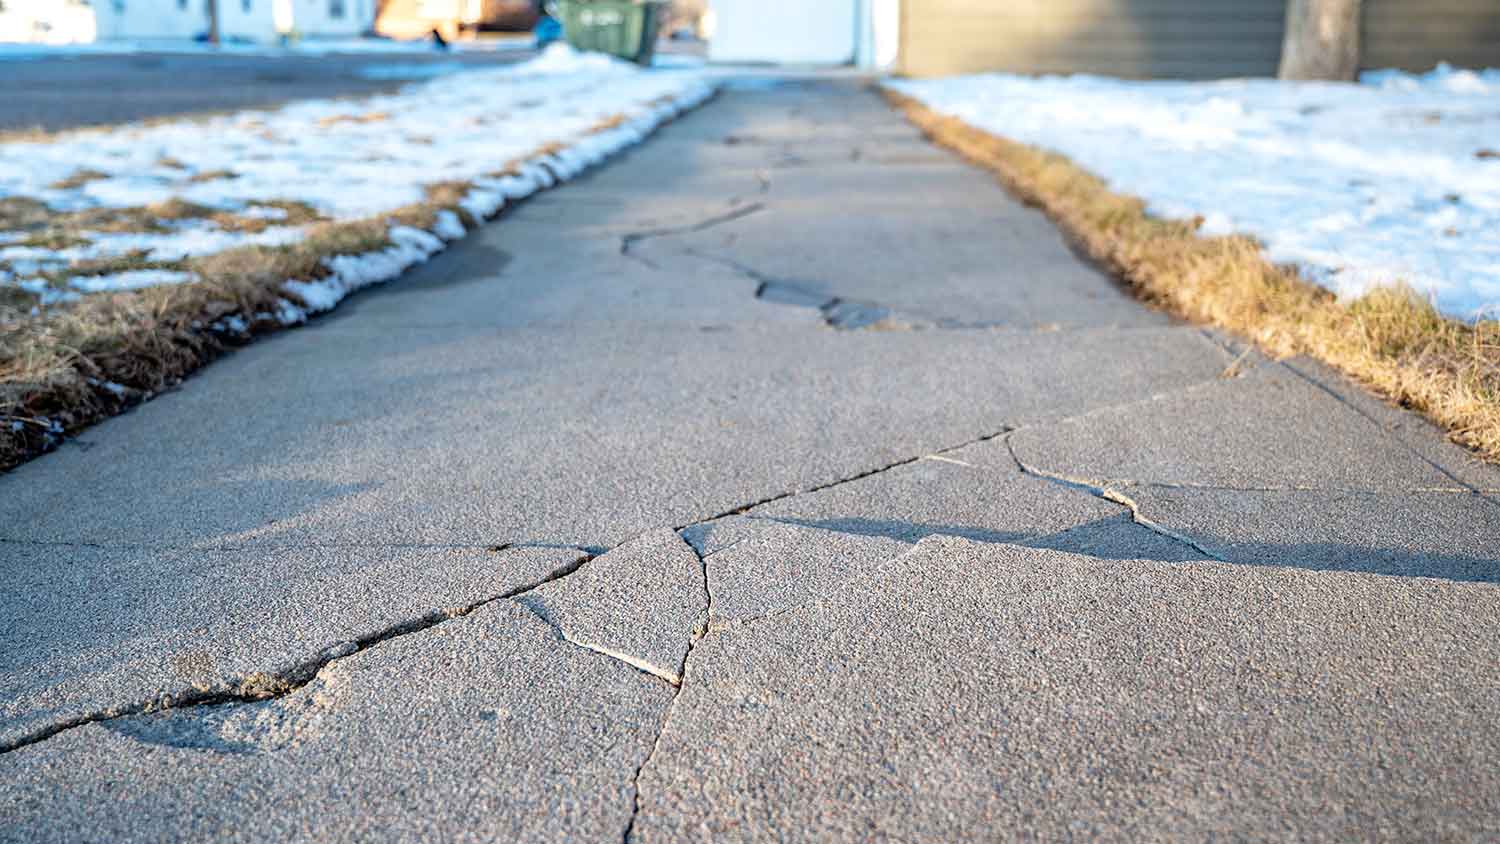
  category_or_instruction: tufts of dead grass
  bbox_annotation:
[887,91,1500,462]
[0,216,396,468]
[47,168,110,191]
[0,108,676,471]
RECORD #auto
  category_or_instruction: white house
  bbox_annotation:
[0,0,97,43]
[88,0,374,43]
[708,0,898,69]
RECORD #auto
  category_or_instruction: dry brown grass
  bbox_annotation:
[887,91,1500,462]
[0,217,396,468]
[47,168,110,191]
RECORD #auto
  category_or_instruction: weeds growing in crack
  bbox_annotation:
[0,550,596,755]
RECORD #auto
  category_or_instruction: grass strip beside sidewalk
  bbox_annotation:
[885,90,1500,464]
[0,87,711,472]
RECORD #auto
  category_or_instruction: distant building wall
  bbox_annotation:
[898,0,1500,79]
[288,0,373,37]
[218,0,280,42]
[898,0,1287,79]
[710,0,858,64]
[1362,0,1500,71]
[90,0,208,40]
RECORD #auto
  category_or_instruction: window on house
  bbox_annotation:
[177,0,186,9]
[330,0,345,18]
[242,0,251,11]
[112,0,125,12]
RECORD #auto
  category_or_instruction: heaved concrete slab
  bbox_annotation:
[518,529,705,684]
[0,543,584,749]
[0,324,1228,549]
[1278,355,1500,492]
[680,515,911,623]
[1125,486,1500,582]
[747,439,1205,562]
[0,600,672,843]
[1010,360,1458,491]
[630,536,1500,841]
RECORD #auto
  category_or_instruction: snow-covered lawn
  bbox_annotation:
[0,44,710,316]
[888,66,1500,321]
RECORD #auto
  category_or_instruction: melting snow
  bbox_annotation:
[0,44,713,315]
[888,64,1500,321]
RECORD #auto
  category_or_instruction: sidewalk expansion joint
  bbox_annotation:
[0,549,598,756]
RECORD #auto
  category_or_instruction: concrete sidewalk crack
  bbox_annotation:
[0,549,597,756]
[676,429,1013,530]
[619,532,714,843]
[1278,359,1500,509]
[1003,434,1223,561]
[0,538,608,553]
[619,202,766,268]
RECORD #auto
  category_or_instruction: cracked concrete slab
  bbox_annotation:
[0,323,1229,549]
[0,600,674,843]
[1123,486,1500,582]
[628,536,1500,841]
[747,439,1205,562]
[1010,360,1461,491]
[0,542,584,750]
[518,529,704,685]
[1278,355,1500,493]
[680,515,911,623]
[4,76,1497,841]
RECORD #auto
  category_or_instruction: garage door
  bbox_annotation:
[899,0,1287,79]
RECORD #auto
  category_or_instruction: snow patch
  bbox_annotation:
[889,65,1500,320]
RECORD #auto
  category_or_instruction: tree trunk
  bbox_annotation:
[205,0,220,43]
[1278,0,1362,80]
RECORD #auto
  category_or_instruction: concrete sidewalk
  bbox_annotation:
[1,79,1497,841]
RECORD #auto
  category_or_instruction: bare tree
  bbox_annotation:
[1278,0,1362,80]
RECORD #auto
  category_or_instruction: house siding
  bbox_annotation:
[1362,0,1500,71]
[899,0,1288,79]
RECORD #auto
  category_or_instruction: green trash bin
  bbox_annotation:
[553,1,665,66]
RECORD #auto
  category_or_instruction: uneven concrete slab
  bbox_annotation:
[680,516,911,623]
[1278,355,1500,493]
[1010,360,1460,491]
[518,529,705,685]
[747,439,1205,562]
[0,600,673,843]
[0,543,585,750]
[1125,486,1500,582]
[630,536,1500,841]
[0,324,1228,549]
[4,77,1496,841]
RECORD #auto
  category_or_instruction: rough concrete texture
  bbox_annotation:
[1010,358,1465,492]
[0,543,586,749]
[1,79,1496,838]
[681,515,911,623]
[518,529,705,684]
[747,438,1206,562]
[0,600,673,844]
[1124,486,1500,582]
[630,536,1500,842]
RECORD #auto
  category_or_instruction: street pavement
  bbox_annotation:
[2,79,1498,841]
[0,50,531,132]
